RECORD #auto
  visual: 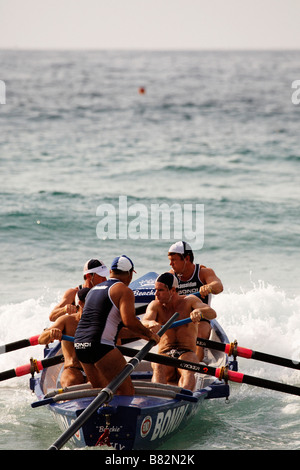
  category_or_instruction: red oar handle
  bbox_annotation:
[198,337,299,370]
[0,354,64,382]
[0,334,40,354]
[224,344,253,359]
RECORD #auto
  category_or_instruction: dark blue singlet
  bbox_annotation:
[174,264,211,305]
[74,279,123,364]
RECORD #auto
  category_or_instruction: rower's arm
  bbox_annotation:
[119,289,160,343]
[189,295,217,321]
[200,267,223,295]
[141,301,161,333]
[49,288,77,321]
[38,316,66,344]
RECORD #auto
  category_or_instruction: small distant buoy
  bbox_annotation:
[138,87,146,94]
[36,220,41,224]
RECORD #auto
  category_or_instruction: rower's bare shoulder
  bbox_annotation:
[185,294,206,308]
[145,299,160,314]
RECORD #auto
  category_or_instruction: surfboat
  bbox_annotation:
[30,272,238,450]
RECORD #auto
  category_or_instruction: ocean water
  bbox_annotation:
[0,50,299,451]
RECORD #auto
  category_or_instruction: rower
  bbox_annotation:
[38,287,91,388]
[142,272,217,391]
[49,259,109,321]
[168,241,223,361]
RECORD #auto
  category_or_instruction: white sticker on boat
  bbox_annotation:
[150,405,188,441]
[140,416,152,438]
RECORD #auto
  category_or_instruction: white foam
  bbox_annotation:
[0,294,57,387]
[211,281,300,384]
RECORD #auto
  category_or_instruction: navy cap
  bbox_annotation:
[111,255,136,273]
[156,272,178,290]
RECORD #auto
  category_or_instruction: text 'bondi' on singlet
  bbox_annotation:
[74,279,123,347]
[174,264,211,305]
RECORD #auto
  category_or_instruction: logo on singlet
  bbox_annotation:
[74,342,92,349]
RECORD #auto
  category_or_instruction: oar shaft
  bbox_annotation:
[0,334,74,355]
[0,335,40,355]
[197,337,300,370]
[118,346,300,397]
[118,345,218,378]
[223,369,300,396]
[250,350,299,370]
[0,354,64,382]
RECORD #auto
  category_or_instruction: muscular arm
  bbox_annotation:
[49,288,78,321]
[199,267,223,298]
[188,295,217,322]
[118,288,160,343]
[38,316,66,344]
[141,301,161,333]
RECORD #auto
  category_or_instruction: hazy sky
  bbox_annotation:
[0,0,300,50]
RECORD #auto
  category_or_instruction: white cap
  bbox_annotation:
[83,259,109,277]
[168,241,192,255]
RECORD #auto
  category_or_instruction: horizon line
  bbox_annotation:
[1,46,300,52]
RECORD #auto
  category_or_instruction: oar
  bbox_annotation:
[52,322,300,373]
[0,354,64,382]
[54,319,190,346]
[167,317,300,371]
[118,345,300,397]
[196,337,300,371]
[47,311,179,450]
[0,335,40,355]
[41,319,192,349]
[0,334,74,355]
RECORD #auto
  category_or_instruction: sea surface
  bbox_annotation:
[0,50,299,451]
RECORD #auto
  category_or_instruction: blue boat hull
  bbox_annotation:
[42,388,207,450]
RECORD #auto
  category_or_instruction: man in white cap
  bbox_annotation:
[168,241,223,360]
[142,272,217,390]
[49,259,109,321]
[74,255,160,395]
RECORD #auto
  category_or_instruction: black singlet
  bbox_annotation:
[74,279,123,347]
[174,264,211,305]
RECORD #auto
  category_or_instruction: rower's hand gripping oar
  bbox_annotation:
[47,311,179,451]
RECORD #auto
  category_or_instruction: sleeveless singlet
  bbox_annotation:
[174,264,211,305]
[74,279,123,347]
